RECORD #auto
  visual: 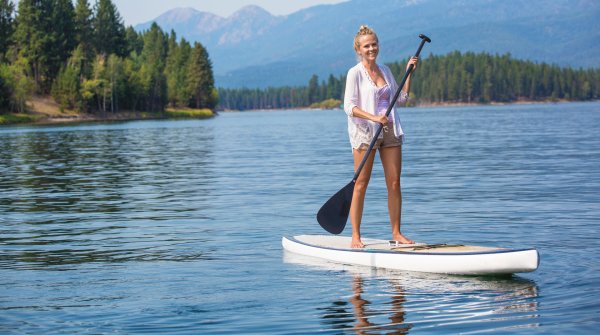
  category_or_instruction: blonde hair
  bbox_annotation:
[353,25,378,52]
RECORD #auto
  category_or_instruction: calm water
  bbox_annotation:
[1,102,599,334]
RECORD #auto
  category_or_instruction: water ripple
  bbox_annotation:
[1,104,599,334]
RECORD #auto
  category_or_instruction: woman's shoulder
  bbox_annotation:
[347,63,363,76]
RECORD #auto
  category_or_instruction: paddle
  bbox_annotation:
[317,34,431,234]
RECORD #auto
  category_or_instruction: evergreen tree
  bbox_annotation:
[187,41,216,109]
[125,26,143,55]
[0,0,14,59]
[139,22,167,112]
[73,0,94,77]
[165,33,192,108]
[93,0,126,57]
[48,0,76,85]
[307,74,319,104]
[13,0,52,91]
[12,0,75,93]
[120,51,144,111]
[74,0,93,46]
[0,64,11,111]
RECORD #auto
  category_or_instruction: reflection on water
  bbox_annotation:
[0,121,217,270]
[285,251,539,334]
[349,275,410,335]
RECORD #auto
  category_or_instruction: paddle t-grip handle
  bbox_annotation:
[351,34,431,182]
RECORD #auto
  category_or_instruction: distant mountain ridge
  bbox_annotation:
[138,6,282,48]
[135,0,600,88]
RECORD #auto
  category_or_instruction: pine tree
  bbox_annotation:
[13,0,52,91]
[74,0,93,46]
[48,0,76,85]
[93,0,126,57]
[187,42,215,109]
[139,23,167,112]
[307,74,319,104]
[165,32,192,108]
[125,26,143,55]
[73,0,94,77]
[0,0,14,59]
[12,0,75,93]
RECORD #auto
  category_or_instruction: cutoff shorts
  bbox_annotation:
[355,122,403,151]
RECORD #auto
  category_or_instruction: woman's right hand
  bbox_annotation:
[372,114,388,126]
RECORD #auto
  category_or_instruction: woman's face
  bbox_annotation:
[357,34,379,62]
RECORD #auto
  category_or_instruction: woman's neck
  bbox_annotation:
[361,59,378,71]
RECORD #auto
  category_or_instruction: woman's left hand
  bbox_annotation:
[406,56,419,72]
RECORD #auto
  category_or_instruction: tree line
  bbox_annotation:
[218,51,600,111]
[0,0,216,114]
[403,51,600,103]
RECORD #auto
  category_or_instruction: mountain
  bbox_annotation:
[135,0,600,88]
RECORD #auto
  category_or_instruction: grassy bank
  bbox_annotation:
[0,96,216,126]
[0,113,44,125]
[165,107,214,119]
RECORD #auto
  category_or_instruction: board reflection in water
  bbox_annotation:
[284,251,539,333]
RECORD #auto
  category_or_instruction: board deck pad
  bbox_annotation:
[294,235,504,254]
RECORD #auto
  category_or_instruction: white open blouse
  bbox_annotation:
[343,62,408,149]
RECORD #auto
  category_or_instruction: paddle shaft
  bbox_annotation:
[352,35,431,182]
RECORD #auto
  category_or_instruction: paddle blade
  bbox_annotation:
[317,181,355,234]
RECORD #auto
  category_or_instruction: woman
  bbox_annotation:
[343,25,419,248]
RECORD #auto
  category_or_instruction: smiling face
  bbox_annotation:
[355,34,379,62]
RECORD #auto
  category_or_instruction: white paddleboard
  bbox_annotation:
[282,235,539,275]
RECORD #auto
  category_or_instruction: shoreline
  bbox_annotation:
[0,96,216,126]
[219,98,598,113]
[2,97,597,126]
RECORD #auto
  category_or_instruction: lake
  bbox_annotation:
[1,102,599,334]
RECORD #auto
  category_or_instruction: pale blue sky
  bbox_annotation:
[112,0,348,26]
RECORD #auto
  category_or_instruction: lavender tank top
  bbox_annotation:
[376,84,391,116]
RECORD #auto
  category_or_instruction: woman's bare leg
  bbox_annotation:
[350,148,376,248]
[379,146,414,244]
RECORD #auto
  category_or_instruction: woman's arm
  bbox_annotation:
[351,106,387,124]
[401,56,419,94]
[343,68,359,117]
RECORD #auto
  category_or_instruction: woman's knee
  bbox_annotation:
[354,180,369,195]
[387,178,401,192]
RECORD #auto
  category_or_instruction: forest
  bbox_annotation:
[218,52,600,111]
[0,0,216,115]
[1,0,598,116]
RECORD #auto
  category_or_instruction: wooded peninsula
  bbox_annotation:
[1,0,599,125]
[1,0,216,124]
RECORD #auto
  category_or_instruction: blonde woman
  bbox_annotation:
[343,25,419,248]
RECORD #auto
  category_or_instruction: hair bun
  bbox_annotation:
[358,25,372,34]
[354,25,377,52]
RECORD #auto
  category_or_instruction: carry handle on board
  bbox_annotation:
[317,34,431,235]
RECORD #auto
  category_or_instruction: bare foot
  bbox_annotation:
[351,237,365,248]
[392,233,414,244]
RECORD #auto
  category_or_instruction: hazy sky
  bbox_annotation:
[111,0,348,26]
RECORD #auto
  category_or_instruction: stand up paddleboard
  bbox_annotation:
[282,235,539,275]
